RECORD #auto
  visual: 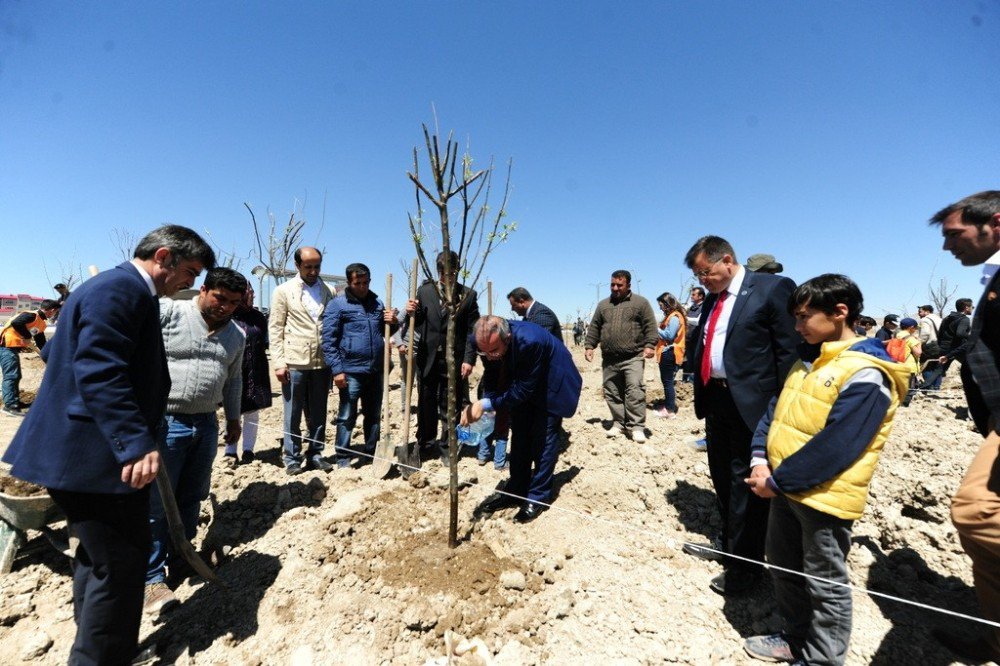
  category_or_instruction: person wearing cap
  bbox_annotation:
[746,253,784,274]
[875,315,899,342]
[896,317,923,378]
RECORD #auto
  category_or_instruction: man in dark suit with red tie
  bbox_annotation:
[683,235,798,596]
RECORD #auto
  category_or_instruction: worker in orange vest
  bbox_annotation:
[0,299,60,416]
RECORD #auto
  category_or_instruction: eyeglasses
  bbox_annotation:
[692,259,722,279]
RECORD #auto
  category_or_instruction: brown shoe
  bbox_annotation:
[143,582,178,616]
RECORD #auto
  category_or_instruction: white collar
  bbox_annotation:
[725,265,747,298]
[130,259,157,296]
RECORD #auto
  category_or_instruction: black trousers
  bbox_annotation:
[703,382,769,575]
[416,359,471,451]
[48,487,152,666]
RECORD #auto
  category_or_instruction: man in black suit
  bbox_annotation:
[405,250,480,463]
[684,235,798,596]
[3,225,215,665]
[930,191,1000,662]
[508,287,563,343]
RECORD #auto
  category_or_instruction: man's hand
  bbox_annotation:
[121,450,160,489]
[643,347,654,359]
[384,308,398,324]
[224,419,241,444]
[745,464,777,498]
[585,349,595,363]
[405,299,418,315]
[334,372,348,389]
[461,362,473,378]
[275,367,290,384]
[461,401,484,426]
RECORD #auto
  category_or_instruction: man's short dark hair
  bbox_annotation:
[203,267,247,294]
[39,299,61,311]
[133,225,216,269]
[690,287,705,299]
[957,298,974,311]
[684,236,737,269]
[930,191,1000,227]
[787,273,864,327]
[859,316,877,327]
[611,270,631,284]
[919,304,934,313]
[345,263,370,281]
[507,287,532,302]
[293,247,323,266]
[436,250,460,275]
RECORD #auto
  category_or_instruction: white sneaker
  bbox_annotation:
[632,429,647,443]
[606,422,625,438]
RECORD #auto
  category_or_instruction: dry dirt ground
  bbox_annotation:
[0,348,992,665]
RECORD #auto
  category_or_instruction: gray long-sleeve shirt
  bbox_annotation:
[160,299,245,420]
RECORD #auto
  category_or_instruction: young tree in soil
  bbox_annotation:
[407,123,515,548]
[245,202,306,288]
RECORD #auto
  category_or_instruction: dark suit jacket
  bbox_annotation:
[482,320,582,418]
[525,301,563,342]
[3,263,170,493]
[692,270,798,430]
[411,279,480,379]
[962,270,1000,433]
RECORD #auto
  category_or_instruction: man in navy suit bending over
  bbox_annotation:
[463,315,582,522]
[3,225,215,665]
[684,235,798,596]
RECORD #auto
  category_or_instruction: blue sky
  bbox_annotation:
[2,1,998,322]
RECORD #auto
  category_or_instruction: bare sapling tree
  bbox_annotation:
[245,202,306,292]
[407,123,515,548]
[929,276,959,315]
[110,227,140,263]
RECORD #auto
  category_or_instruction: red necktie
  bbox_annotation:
[700,291,728,386]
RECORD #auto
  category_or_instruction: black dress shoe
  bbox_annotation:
[682,540,724,562]
[932,628,1000,663]
[514,503,546,523]
[478,494,521,514]
[710,571,760,597]
[308,458,333,472]
[240,450,256,464]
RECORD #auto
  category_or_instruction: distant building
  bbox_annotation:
[1,294,47,320]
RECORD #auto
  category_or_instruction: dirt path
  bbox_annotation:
[0,350,986,664]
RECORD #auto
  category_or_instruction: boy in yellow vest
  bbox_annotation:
[0,299,61,416]
[742,274,910,665]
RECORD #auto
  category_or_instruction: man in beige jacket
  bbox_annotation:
[268,247,335,475]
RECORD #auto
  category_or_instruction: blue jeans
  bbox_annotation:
[334,372,382,464]
[147,413,219,584]
[658,352,678,413]
[0,347,21,409]
[282,368,331,466]
[477,436,508,468]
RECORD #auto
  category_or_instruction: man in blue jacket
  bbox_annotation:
[322,263,398,468]
[462,315,582,522]
[2,225,214,665]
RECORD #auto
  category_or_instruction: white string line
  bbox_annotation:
[252,421,1000,629]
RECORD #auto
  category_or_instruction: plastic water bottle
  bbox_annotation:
[456,411,496,448]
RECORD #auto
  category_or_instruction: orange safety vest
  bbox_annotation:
[655,310,686,364]
[0,311,46,349]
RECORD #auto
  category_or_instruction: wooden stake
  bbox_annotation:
[372,274,394,478]
[487,280,493,316]
[400,259,419,475]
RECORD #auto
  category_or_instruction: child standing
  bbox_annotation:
[743,274,909,666]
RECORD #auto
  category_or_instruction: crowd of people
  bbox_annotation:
[2,190,1000,665]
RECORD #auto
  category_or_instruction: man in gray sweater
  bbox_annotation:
[144,267,247,616]
[585,269,659,442]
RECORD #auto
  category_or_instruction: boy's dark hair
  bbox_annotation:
[930,191,1000,227]
[507,287,532,302]
[611,269,631,284]
[787,273,863,326]
[345,263,370,281]
[39,299,61,311]
[956,297,974,311]
[203,267,248,293]
[684,235,737,268]
[134,225,216,269]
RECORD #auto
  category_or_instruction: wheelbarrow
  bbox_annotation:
[0,487,67,574]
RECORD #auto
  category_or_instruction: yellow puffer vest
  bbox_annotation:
[767,337,911,520]
[0,311,45,349]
